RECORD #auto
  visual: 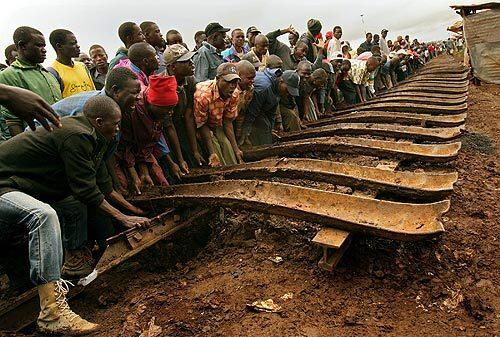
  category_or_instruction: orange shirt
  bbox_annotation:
[193,80,240,129]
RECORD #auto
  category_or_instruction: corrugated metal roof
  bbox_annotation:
[463,8,500,84]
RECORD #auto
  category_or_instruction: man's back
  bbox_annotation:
[0,115,110,205]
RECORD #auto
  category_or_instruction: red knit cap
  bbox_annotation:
[146,75,178,107]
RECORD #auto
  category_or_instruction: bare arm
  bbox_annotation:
[98,196,149,229]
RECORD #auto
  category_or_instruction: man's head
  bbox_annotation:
[365,32,373,43]
[205,23,230,50]
[105,67,141,114]
[381,29,388,38]
[396,35,403,42]
[166,29,183,46]
[49,29,80,58]
[118,22,145,48]
[4,44,18,65]
[307,19,322,36]
[333,26,342,40]
[236,60,256,91]
[366,56,380,72]
[140,21,163,48]
[330,57,343,71]
[405,35,410,41]
[246,26,261,47]
[293,41,308,60]
[288,31,299,47]
[128,42,159,76]
[231,29,245,49]
[83,95,122,141]
[215,63,240,99]
[373,34,380,44]
[145,75,178,119]
[194,31,207,48]
[13,26,46,64]
[340,59,351,72]
[371,45,381,56]
[164,44,196,78]
[253,35,269,57]
[241,52,262,70]
[296,60,312,79]
[266,55,283,70]
[309,68,327,89]
[280,70,300,98]
[89,44,108,69]
[76,52,93,69]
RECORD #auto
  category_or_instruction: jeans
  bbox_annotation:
[51,196,115,251]
[0,191,63,285]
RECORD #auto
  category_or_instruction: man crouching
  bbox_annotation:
[0,95,149,335]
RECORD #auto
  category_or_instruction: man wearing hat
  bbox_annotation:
[163,44,205,168]
[194,22,229,83]
[245,26,261,49]
[194,62,243,166]
[300,19,322,63]
[239,65,283,146]
[115,74,179,192]
[278,70,301,132]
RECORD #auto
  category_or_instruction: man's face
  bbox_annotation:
[78,53,93,69]
[332,59,342,71]
[254,39,269,56]
[173,59,194,77]
[60,33,80,58]
[293,45,308,59]
[340,62,351,72]
[196,33,207,46]
[21,33,47,64]
[288,33,298,46]
[130,25,146,45]
[143,48,159,75]
[6,49,18,65]
[217,77,239,99]
[232,30,245,48]
[381,31,387,38]
[96,108,122,141]
[309,75,326,89]
[366,34,373,43]
[112,79,141,114]
[146,24,163,48]
[147,103,174,120]
[90,47,108,68]
[278,79,288,97]
[334,27,342,40]
[238,69,256,91]
[212,31,226,50]
[167,33,183,46]
[373,35,380,43]
[297,65,312,79]
[248,32,258,46]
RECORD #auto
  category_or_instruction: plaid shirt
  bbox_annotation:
[193,80,240,129]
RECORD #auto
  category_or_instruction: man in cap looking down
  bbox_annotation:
[193,62,243,166]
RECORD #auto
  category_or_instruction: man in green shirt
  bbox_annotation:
[0,26,62,140]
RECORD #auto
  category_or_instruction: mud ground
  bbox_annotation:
[18,79,499,336]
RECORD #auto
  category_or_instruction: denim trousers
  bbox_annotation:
[51,196,115,251]
[0,191,63,285]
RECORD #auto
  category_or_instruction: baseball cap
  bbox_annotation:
[282,70,300,97]
[242,53,262,69]
[205,22,230,37]
[382,29,388,33]
[246,26,261,35]
[216,63,241,81]
[163,44,196,65]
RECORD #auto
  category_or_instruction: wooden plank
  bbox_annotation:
[312,228,350,249]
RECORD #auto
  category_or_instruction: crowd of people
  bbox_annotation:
[0,18,442,335]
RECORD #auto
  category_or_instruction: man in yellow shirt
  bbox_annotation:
[48,29,95,98]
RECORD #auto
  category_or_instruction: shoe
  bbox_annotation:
[62,247,95,279]
[37,279,99,335]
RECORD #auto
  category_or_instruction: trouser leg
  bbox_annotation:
[213,126,238,165]
[0,191,62,285]
[51,196,87,250]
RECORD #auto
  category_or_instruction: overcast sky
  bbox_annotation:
[0,0,476,65]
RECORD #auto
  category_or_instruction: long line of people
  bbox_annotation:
[0,18,441,335]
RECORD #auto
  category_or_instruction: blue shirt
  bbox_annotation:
[221,45,250,62]
[194,41,223,83]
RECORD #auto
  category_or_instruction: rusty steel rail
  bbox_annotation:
[278,123,462,142]
[345,95,467,107]
[184,158,457,201]
[307,111,467,128]
[375,91,467,100]
[243,136,461,163]
[339,102,467,115]
[385,85,468,95]
[132,180,449,241]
